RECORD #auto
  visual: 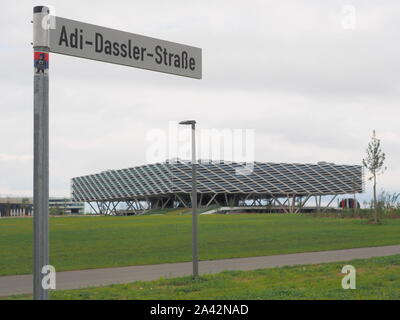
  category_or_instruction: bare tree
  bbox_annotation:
[362,130,386,223]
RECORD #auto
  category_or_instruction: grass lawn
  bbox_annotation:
[6,254,400,300]
[1,213,400,276]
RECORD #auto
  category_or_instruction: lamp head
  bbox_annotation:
[179,120,196,126]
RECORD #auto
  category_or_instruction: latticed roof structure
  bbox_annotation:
[71,160,363,214]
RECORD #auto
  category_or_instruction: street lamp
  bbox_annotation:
[179,120,198,278]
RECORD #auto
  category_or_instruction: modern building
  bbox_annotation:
[0,197,85,216]
[71,159,364,215]
[48,197,85,215]
[0,197,33,217]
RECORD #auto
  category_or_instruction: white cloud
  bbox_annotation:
[0,153,32,162]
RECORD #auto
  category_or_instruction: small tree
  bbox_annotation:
[362,130,386,223]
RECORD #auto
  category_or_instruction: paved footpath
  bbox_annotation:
[1,244,400,297]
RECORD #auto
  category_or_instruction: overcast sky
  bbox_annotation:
[0,1,399,202]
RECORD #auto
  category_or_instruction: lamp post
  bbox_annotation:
[179,120,198,278]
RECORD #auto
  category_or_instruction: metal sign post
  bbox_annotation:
[33,5,50,300]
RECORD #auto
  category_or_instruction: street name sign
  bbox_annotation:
[33,6,202,300]
[49,17,202,79]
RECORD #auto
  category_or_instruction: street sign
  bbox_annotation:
[49,17,202,79]
[33,5,202,300]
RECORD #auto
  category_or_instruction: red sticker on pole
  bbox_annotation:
[34,52,49,74]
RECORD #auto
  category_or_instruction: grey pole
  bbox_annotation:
[179,120,198,278]
[191,122,199,278]
[33,5,50,300]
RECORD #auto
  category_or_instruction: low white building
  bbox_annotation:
[49,197,85,215]
[0,197,85,216]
